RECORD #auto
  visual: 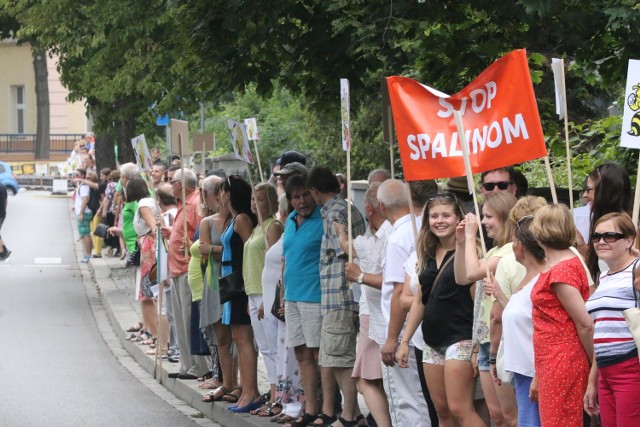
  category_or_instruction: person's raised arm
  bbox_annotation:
[460,213,498,281]
[333,222,358,258]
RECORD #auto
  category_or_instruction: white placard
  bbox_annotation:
[622,59,640,149]
[340,79,351,151]
[131,134,153,171]
[227,119,254,163]
[551,58,566,120]
[244,118,260,141]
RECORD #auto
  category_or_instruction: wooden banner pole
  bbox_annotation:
[347,149,353,262]
[252,140,265,183]
[387,105,395,178]
[543,156,559,204]
[178,135,189,258]
[454,110,488,266]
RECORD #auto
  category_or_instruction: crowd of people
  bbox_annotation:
[74,144,640,427]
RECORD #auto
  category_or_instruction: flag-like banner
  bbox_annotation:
[340,79,351,151]
[227,119,254,164]
[244,118,260,141]
[131,134,153,171]
[387,49,546,181]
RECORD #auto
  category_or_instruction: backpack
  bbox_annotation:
[87,187,101,215]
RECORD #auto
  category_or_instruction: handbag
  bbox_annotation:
[129,243,141,266]
[219,270,245,304]
[94,223,109,239]
[271,280,285,322]
[622,259,640,362]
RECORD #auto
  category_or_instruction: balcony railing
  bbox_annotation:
[0,134,84,153]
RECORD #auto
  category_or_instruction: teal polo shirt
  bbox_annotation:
[282,204,323,303]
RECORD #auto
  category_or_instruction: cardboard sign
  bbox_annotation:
[551,58,567,120]
[621,60,640,149]
[340,79,351,151]
[170,119,191,155]
[193,133,215,152]
[227,119,254,164]
[244,118,260,141]
[387,49,546,181]
[131,134,153,171]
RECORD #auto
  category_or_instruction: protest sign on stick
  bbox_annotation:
[171,119,190,257]
[227,120,254,164]
[193,132,215,172]
[387,49,547,182]
[131,134,154,171]
[543,156,559,204]
[621,59,640,226]
[244,118,265,183]
[552,58,573,209]
[341,79,354,262]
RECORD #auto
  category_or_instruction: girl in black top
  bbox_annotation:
[397,193,484,427]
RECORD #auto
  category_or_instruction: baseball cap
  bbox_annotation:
[274,162,308,177]
[277,150,306,167]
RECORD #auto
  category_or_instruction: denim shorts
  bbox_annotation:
[477,342,491,372]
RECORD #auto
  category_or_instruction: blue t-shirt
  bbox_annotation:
[282,204,323,303]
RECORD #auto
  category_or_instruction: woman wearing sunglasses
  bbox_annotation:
[584,212,640,426]
[529,204,593,427]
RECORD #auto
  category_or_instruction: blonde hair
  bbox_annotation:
[255,182,279,218]
[508,196,547,224]
[483,191,518,247]
[530,204,576,249]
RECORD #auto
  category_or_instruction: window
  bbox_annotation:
[10,85,26,133]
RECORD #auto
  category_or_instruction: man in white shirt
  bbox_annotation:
[377,179,430,427]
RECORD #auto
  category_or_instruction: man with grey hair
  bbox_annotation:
[119,162,139,182]
[376,179,431,426]
[367,168,392,185]
[161,167,210,379]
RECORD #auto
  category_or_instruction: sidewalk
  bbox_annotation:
[86,252,275,427]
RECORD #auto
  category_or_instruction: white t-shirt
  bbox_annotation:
[353,220,391,343]
[134,197,160,236]
[403,251,424,349]
[379,214,420,345]
[502,274,538,377]
[74,184,91,216]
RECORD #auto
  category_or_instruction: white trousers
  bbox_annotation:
[248,294,279,384]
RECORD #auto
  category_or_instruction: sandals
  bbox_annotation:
[202,386,229,402]
[258,402,283,417]
[126,322,143,333]
[197,371,213,382]
[286,413,317,427]
[222,387,243,403]
[335,417,359,427]
[311,414,337,427]
[276,415,296,424]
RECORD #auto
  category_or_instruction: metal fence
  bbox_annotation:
[0,134,84,153]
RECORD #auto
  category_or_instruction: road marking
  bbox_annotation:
[34,257,62,264]
[24,264,71,268]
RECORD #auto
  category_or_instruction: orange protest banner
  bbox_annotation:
[387,49,546,181]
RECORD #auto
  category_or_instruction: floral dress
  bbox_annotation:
[531,256,590,427]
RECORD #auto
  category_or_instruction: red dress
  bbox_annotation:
[531,256,590,427]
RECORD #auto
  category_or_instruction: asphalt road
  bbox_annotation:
[0,191,202,427]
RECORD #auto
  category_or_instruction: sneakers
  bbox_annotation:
[81,255,91,263]
[0,248,10,261]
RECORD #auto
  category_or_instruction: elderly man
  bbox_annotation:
[336,182,392,427]
[162,168,210,379]
[377,179,431,427]
[307,166,366,427]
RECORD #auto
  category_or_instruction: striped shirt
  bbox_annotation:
[586,262,639,368]
[319,195,366,314]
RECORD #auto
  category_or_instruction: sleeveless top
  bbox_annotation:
[243,217,277,295]
[187,239,203,302]
[221,218,244,277]
[200,216,224,328]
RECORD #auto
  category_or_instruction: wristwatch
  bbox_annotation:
[357,272,365,284]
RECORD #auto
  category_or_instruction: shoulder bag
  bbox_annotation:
[623,259,640,362]
[271,280,286,322]
[219,270,245,304]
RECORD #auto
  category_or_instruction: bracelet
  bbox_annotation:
[472,351,479,354]
[400,341,410,346]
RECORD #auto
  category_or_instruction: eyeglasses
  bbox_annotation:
[591,232,625,243]
[481,181,511,191]
[583,187,594,193]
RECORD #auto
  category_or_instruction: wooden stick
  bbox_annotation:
[347,149,353,262]
[155,273,164,381]
[454,111,488,259]
[544,156,558,204]
[387,105,395,178]
[252,140,265,183]
[633,151,640,228]
[558,61,574,210]
[178,135,189,258]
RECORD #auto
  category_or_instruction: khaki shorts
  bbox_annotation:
[319,309,358,368]
[285,301,322,348]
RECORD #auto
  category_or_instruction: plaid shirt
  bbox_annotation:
[319,195,366,314]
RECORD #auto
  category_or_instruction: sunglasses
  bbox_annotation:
[482,181,511,191]
[591,232,625,243]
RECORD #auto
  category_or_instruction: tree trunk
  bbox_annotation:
[95,133,116,170]
[32,47,50,160]
[115,98,136,165]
